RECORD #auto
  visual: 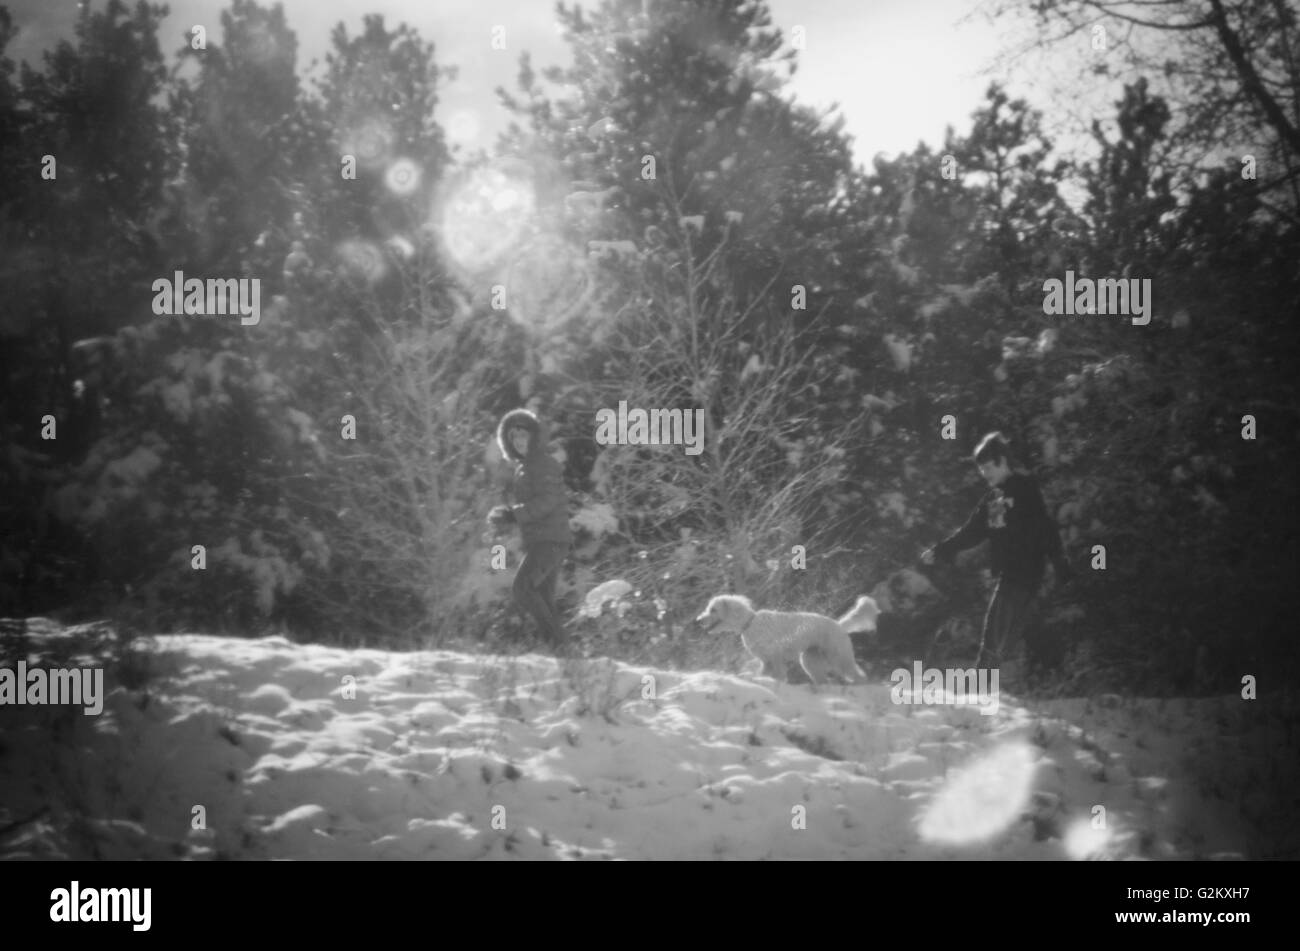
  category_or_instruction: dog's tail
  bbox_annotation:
[838,595,880,634]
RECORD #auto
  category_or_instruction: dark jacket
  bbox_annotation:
[933,472,1067,588]
[496,409,573,546]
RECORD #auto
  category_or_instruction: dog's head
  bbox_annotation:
[844,594,880,631]
[694,594,754,634]
[870,567,939,616]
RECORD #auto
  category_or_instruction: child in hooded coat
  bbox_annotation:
[489,409,573,645]
[922,431,1072,685]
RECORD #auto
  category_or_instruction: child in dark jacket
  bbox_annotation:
[922,432,1071,683]
[488,409,573,645]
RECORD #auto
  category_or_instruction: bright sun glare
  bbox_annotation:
[436,162,537,273]
[918,742,1037,845]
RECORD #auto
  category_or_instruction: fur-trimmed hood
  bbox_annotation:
[496,408,544,462]
[494,407,573,546]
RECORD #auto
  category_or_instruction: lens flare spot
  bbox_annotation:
[336,239,388,284]
[918,742,1037,845]
[341,116,395,167]
[385,159,421,196]
[385,235,415,261]
[1063,817,1113,859]
[502,233,591,332]
[437,163,536,271]
[492,188,525,213]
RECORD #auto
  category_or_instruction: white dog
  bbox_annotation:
[695,594,879,685]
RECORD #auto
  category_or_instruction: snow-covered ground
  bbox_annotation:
[1,619,1293,860]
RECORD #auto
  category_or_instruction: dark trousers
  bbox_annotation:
[976,578,1042,671]
[513,542,567,643]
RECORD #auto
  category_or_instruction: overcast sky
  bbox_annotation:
[6,0,1069,166]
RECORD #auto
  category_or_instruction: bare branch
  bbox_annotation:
[1206,0,1300,155]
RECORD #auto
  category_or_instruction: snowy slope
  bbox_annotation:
[0,619,1288,860]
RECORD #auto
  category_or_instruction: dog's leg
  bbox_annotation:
[825,633,868,686]
[800,650,828,688]
[763,655,787,682]
[837,648,869,685]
